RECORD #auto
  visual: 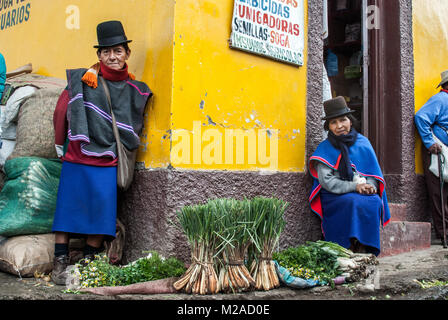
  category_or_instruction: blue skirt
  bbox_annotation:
[52,161,117,238]
[320,189,382,256]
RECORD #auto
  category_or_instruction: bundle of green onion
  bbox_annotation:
[173,196,288,294]
[173,203,220,294]
[248,196,288,291]
[211,198,255,293]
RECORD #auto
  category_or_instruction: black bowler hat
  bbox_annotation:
[322,96,355,120]
[94,20,132,48]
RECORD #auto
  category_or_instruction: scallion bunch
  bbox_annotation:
[212,198,255,293]
[173,203,220,294]
[248,196,288,291]
[173,196,288,294]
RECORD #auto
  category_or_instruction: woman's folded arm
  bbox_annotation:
[316,161,357,194]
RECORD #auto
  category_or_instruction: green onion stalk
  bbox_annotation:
[211,198,256,293]
[173,203,220,294]
[248,197,288,291]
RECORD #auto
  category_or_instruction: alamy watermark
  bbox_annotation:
[65,4,80,30]
[171,121,279,170]
[366,5,380,30]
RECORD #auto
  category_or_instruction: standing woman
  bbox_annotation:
[51,21,152,285]
[308,97,390,256]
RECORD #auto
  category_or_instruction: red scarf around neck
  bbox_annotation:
[81,61,135,88]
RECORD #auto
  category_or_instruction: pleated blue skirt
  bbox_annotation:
[52,161,117,238]
[320,189,382,256]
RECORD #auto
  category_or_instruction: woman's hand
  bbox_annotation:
[356,183,376,195]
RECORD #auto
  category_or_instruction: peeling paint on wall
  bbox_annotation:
[206,115,217,126]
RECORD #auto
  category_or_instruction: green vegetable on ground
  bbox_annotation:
[413,279,448,289]
[173,202,221,294]
[173,196,288,294]
[68,251,186,289]
[273,241,353,285]
[248,196,288,291]
[212,198,256,293]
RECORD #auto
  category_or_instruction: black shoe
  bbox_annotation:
[51,254,70,285]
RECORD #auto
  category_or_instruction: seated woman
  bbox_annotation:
[308,96,390,256]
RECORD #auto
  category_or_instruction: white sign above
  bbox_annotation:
[230,0,305,66]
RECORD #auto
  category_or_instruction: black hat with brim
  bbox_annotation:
[322,96,355,120]
[94,20,132,48]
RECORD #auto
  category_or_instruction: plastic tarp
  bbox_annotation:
[274,261,346,289]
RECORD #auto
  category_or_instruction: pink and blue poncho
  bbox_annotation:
[308,133,391,256]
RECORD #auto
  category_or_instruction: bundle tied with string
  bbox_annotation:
[248,197,288,291]
[173,197,288,294]
[211,199,256,293]
[173,203,219,295]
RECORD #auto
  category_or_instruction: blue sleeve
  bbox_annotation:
[415,94,442,149]
[0,53,6,96]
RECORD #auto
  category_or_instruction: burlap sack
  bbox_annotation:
[6,73,66,90]
[8,87,64,160]
[0,233,55,277]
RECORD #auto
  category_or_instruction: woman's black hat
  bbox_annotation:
[322,96,355,120]
[94,20,132,48]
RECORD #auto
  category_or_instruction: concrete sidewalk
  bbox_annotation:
[0,245,447,301]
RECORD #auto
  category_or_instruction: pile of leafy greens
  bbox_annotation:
[72,251,186,288]
[273,241,352,286]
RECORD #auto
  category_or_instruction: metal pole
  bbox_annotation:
[437,153,447,248]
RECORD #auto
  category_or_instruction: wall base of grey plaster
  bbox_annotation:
[119,168,323,263]
[384,173,429,223]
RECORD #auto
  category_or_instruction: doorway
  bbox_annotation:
[324,0,365,134]
[324,0,402,174]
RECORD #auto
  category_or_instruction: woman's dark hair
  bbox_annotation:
[324,113,358,131]
[96,42,130,55]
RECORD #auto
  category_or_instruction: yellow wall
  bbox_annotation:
[170,0,308,172]
[413,0,448,173]
[0,0,174,167]
[0,0,308,172]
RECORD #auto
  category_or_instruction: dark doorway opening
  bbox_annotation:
[324,0,364,133]
[324,0,402,174]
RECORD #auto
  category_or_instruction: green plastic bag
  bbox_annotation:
[0,157,62,237]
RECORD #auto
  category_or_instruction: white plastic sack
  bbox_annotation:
[0,86,37,139]
[429,134,448,182]
[0,139,16,168]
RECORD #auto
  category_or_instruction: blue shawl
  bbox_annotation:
[309,133,391,227]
